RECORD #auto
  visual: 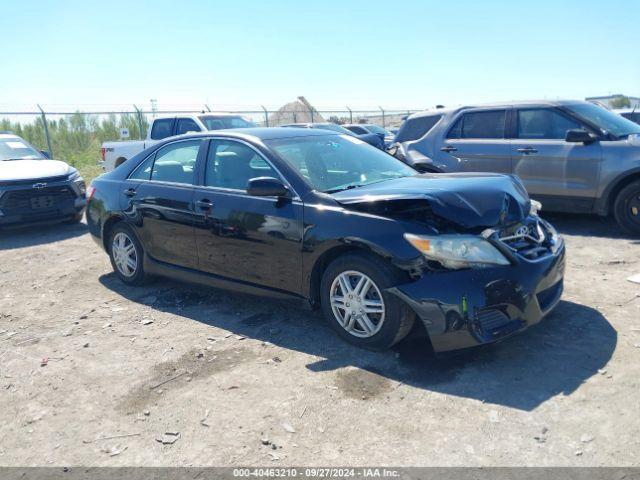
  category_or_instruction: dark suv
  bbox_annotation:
[389,100,640,233]
[87,128,565,353]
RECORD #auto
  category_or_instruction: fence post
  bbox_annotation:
[378,106,386,128]
[346,106,353,124]
[37,104,53,158]
[133,105,144,140]
[261,106,269,127]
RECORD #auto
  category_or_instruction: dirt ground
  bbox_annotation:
[0,213,639,467]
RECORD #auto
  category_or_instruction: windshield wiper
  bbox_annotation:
[323,184,364,194]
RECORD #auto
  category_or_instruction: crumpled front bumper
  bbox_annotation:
[388,244,566,353]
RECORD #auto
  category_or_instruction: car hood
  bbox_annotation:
[0,159,72,181]
[330,173,531,230]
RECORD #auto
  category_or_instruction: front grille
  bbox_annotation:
[0,174,69,187]
[0,186,76,211]
[498,220,552,260]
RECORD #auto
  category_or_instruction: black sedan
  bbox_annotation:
[86,128,565,352]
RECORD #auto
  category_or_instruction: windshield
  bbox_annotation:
[265,134,416,193]
[364,124,391,135]
[312,124,354,135]
[0,138,43,161]
[199,116,257,130]
[563,103,640,138]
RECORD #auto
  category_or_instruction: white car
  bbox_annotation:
[100,113,257,172]
[0,133,86,227]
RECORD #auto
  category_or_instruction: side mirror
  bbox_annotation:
[247,177,289,197]
[565,129,596,144]
[40,150,51,159]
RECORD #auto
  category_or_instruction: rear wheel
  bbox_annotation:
[614,180,640,234]
[108,223,151,285]
[320,252,414,351]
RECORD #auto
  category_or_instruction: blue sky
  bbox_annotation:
[2,0,638,111]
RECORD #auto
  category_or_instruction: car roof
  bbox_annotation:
[0,133,21,140]
[154,113,246,120]
[171,127,341,142]
[407,99,589,120]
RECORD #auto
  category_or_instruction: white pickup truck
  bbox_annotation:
[100,113,257,172]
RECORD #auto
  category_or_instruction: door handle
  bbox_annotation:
[517,147,538,154]
[196,199,213,211]
[441,145,458,153]
[123,188,136,197]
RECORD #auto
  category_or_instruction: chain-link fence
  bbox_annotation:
[0,104,421,181]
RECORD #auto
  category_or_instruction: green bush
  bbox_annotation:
[1,112,149,184]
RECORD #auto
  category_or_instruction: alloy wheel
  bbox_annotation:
[112,232,138,277]
[628,193,640,226]
[329,270,385,338]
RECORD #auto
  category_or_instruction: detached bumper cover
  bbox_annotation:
[388,244,566,353]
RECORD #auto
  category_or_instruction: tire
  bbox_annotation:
[320,252,415,351]
[107,223,151,286]
[613,180,640,235]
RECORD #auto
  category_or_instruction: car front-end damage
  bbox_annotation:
[331,173,566,353]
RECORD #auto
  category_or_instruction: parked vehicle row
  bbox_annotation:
[0,133,86,228]
[387,100,640,233]
[87,128,565,353]
[278,122,384,149]
[100,114,257,172]
[344,123,396,147]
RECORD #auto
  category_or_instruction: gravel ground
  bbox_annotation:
[0,213,639,467]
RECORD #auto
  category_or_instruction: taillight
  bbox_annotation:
[100,147,106,161]
[86,184,96,201]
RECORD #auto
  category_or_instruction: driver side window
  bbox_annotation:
[205,140,279,191]
[517,109,582,140]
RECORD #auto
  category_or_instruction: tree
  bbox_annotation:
[610,95,631,109]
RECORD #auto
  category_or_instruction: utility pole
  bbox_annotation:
[37,104,53,158]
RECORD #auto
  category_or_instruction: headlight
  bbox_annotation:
[68,169,86,194]
[530,200,542,216]
[404,233,510,269]
[538,219,562,253]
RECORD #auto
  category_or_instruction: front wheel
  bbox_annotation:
[320,253,414,351]
[108,223,151,285]
[614,180,640,235]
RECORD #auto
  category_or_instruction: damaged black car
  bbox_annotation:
[86,128,565,353]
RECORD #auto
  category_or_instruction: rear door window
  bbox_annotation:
[395,115,441,142]
[175,118,201,135]
[447,110,506,139]
[517,108,582,139]
[150,118,175,140]
[149,140,201,184]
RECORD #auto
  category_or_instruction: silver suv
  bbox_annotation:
[389,100,640,233]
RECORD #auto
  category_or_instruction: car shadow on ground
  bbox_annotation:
[542,212,637,240]
[100,274,616,412]
[0,221,87,250]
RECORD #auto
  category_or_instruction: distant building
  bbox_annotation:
[586,95,640,109]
